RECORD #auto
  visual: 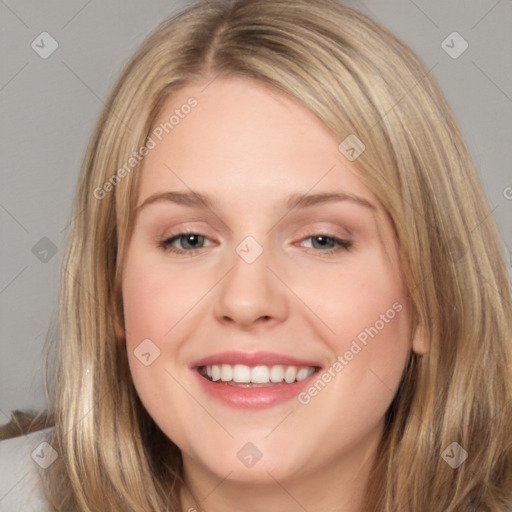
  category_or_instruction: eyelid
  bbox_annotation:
[296,222,352,238]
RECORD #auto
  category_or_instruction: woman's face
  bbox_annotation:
[121,76,423,490]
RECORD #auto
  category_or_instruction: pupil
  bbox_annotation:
[185,234,200,248]
[314,236,330,248]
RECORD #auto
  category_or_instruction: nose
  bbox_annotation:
[213,244,288,330]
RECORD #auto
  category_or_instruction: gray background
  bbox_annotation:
[1,0,511,426]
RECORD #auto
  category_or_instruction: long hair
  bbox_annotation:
[42,0,512,510]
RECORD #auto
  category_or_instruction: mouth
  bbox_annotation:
[191,351,323,408]
[198,364,320,387]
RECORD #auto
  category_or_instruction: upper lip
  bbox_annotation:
[190,351,322,369]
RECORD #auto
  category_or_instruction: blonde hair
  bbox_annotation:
[42,0,512,510]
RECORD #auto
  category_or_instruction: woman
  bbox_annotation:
[1,0,511,510]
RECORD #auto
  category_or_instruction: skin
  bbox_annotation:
[120,75,427,512]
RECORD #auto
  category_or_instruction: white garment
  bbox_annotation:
[0,428,54,512]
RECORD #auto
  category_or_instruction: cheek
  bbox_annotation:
[122,249,207,344]
[296,248,412,406]
[299,249,410,351]
[122,250,207,448]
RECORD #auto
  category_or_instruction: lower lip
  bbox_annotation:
[193,369,319,409]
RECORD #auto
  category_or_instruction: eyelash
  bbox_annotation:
[157,229,352,256]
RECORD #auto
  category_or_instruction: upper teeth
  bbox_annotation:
[203,364,316,384]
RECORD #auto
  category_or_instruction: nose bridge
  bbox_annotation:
[225,204,273,270]
[227,232,272,300]
[213,231,288,327]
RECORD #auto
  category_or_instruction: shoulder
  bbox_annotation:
[0,427,55,512]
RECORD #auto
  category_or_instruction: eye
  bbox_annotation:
[158,230,212,255]
[297,232,352,255]
[158,229,352,257]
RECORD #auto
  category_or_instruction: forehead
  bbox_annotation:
[138,75,378,209]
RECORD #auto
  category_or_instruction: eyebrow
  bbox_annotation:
[135,189,377,214]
